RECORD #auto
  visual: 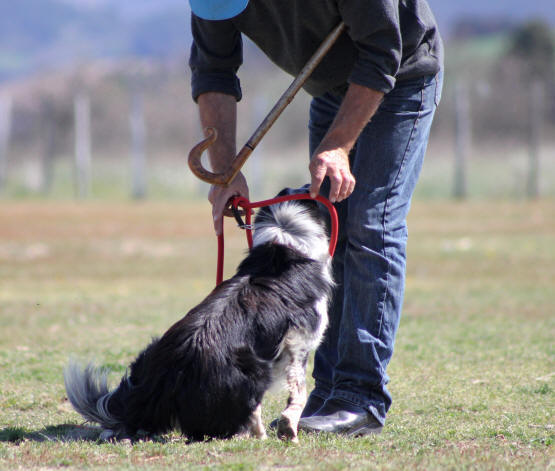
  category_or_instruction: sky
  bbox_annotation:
[57,0,555,36]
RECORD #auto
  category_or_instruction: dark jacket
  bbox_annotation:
[190,0,443,101]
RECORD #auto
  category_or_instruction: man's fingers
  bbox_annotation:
[337,171,356,202]
[311,166,356,203]
[327,172,342,203]
[213,197,239,234]
[222,206,248,218]
[309,163,326,199]
[346,175,356,198]
[310,148,356,203]
[213,210,224,236]
[208,172,250,236]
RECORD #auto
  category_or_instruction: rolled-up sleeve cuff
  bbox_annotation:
[191,70,242,103]
[349,61,396,95]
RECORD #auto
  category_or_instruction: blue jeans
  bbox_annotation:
[308,72,443,425]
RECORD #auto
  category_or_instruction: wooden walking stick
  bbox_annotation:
[188,22,346,186]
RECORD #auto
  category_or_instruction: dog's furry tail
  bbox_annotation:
[64,360,121,430]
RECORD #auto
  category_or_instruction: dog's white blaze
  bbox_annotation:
[253,202,329,263]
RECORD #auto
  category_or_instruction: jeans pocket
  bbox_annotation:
[380,76,433,114]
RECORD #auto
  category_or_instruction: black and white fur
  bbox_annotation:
[64,195,333,442]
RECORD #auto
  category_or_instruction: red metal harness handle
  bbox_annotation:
[216,194,339,285]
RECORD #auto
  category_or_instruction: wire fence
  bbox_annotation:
[0,62,553,201]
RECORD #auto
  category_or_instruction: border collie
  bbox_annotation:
[64,195,333,442]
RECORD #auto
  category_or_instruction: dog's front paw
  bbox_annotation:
[277,417,299,443]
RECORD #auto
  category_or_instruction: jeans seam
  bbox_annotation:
[310,388,330,401]
[377,84,426,339]
[330,390,386,425]
[332,390,368,408]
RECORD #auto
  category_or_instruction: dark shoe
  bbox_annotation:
[269,393,327,430]
[298,399,383,436]
[301,393,326,418]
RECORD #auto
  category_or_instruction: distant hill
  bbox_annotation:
[427,0,555,36]
[0,0,191,81]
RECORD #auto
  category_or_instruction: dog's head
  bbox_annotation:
[252,189,330,263]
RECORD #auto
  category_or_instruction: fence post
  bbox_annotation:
[453,80,471,199]
[40,100,56,194]
[527,80,543,199]
[74,93,92,198]
[0,95,12,191]
[130,92,147,200]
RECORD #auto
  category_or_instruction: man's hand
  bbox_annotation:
[308,83,384,202]
[208,172,249,235]
[309,145,355,203]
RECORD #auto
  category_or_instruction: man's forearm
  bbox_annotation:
[318,83,384,156]
[196,92,248,235]
[197,92,238,172]
[309,83,384,201]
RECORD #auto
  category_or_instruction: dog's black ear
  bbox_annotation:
[276,185,310,198]
[275,185,319,214]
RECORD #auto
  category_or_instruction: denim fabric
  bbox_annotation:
[307,72,443,425]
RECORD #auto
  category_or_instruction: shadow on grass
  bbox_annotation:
[0,424,102,443]
[0,425,179,444]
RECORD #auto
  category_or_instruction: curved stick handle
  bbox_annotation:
[188,127,253,186]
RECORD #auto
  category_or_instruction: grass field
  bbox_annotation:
[0,199,553,470]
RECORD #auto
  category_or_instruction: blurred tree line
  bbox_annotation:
[434,20,554,142]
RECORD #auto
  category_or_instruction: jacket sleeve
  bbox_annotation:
[338,0,401,94]
[189,15,243,102]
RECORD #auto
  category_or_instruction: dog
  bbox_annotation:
[64,193,334,442]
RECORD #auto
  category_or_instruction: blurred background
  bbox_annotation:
[0,0,553,201]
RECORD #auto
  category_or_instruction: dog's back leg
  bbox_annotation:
[247,403,267,439]
[277,350,309,443]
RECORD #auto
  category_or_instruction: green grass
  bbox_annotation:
[0,200,553,470]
